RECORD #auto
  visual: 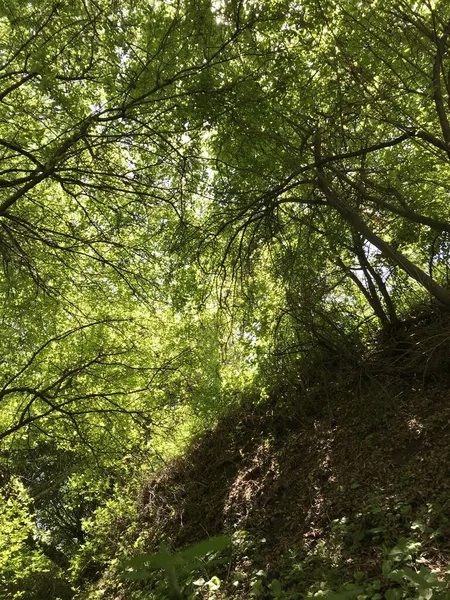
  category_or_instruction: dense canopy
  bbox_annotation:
[1,0,450,597]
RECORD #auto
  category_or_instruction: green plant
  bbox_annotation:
[121,536,231,600]
[380,539,450,600]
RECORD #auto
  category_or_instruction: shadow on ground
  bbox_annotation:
[139,306,450,584]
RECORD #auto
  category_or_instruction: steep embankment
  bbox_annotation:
[103,306,450,598]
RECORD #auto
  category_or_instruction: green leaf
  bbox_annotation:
[250,579,264,597]
[382,561,392,578]
[178,536,231,561]
[388,570,404,584]
[206,576,221,591]
[269,578,283,597]
[385,589,403,600]
[122,543,179,572]
[402,567,441,588]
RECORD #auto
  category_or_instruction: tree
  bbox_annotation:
[0,2,248,587]
[200,0,450,341]
[0,0,258,445]
[3,1,450,596]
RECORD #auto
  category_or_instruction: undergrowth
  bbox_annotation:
[114,520,450,600]
[74,307,450,599]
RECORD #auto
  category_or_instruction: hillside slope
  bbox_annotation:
[90,306,450,599]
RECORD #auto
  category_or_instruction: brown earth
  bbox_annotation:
[137,305,450,591]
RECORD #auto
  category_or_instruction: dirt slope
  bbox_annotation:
[136,306,450,596]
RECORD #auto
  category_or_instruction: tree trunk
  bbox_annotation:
[317,171,450,308]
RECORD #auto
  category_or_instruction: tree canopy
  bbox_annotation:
[1,0,450,597]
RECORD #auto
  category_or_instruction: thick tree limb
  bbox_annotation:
[317,171,450,307]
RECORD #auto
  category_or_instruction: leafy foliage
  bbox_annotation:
[2,0,450,597]
[0,477,72,599]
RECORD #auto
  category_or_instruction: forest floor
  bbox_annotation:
[112,305,450,599]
